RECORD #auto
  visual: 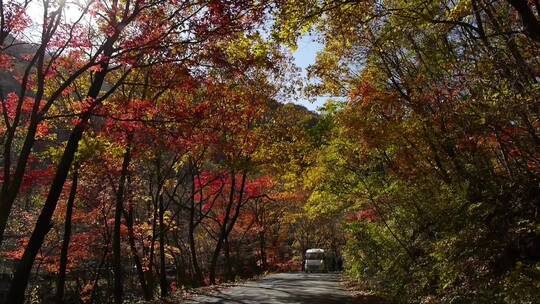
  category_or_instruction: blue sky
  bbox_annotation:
[291,35,328,112]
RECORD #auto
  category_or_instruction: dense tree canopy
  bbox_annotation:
[272,0,540,303]
[0,0,539,303]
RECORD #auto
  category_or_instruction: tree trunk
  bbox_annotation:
[0,9,74,247]
[209,170,237,285]
[146,199,158,293]
[188,168,204,286]
[209,170,247,284]
[209,233,225,285]
[224,238,233,281]
[507,0,540,42]
[0,31,8,47]
[89,231,111,303]
[112,138,133,304]
[158,194,168,298]
[55,166,79,304]
[188,224,203,286]
[0,72,44,247]
[5,54,111,303]
[6,121,88,304]
[259,231,267,271]
[125,205,152,300]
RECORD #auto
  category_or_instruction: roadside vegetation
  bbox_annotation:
[273,0,540,303]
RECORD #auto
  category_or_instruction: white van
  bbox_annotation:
[304,248,325,272]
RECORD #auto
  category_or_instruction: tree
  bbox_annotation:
[273,0,540,302]
[55,164,78,304]
[2,0,267,302]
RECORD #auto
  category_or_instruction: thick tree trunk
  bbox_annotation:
[0,31,8,47]
[224,238,233,281]
[55,166,79,304]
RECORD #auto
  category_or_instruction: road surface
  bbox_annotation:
[186,273,356,304]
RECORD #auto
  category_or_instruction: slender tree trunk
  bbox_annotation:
[0,9,68,247]
[112,138,133,304]
[158,194,168,298]
[5,54,111,303]
[209,220,234,285]
[209,170,247,284]
[188,168,204,286]
[125,206,152,300]
[6,121,87,304]
[209,233,225,285]
[507,0,540,42]
[259,231,267,271]
[146,200,158,293]
[188,224,203,286]
[89,227,111,303]
[55,166,79,304]
[0,71,43,248]
[209,170,237,285]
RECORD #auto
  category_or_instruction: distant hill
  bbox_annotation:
[0,35,37,98]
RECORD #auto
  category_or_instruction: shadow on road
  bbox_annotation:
[187,273,388,304]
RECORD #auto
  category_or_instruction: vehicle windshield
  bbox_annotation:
[305,252,324,260]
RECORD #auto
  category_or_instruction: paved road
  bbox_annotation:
[186,273,355,304]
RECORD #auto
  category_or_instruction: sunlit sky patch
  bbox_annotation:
[291,34,327,112]
[291,34,346,113]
